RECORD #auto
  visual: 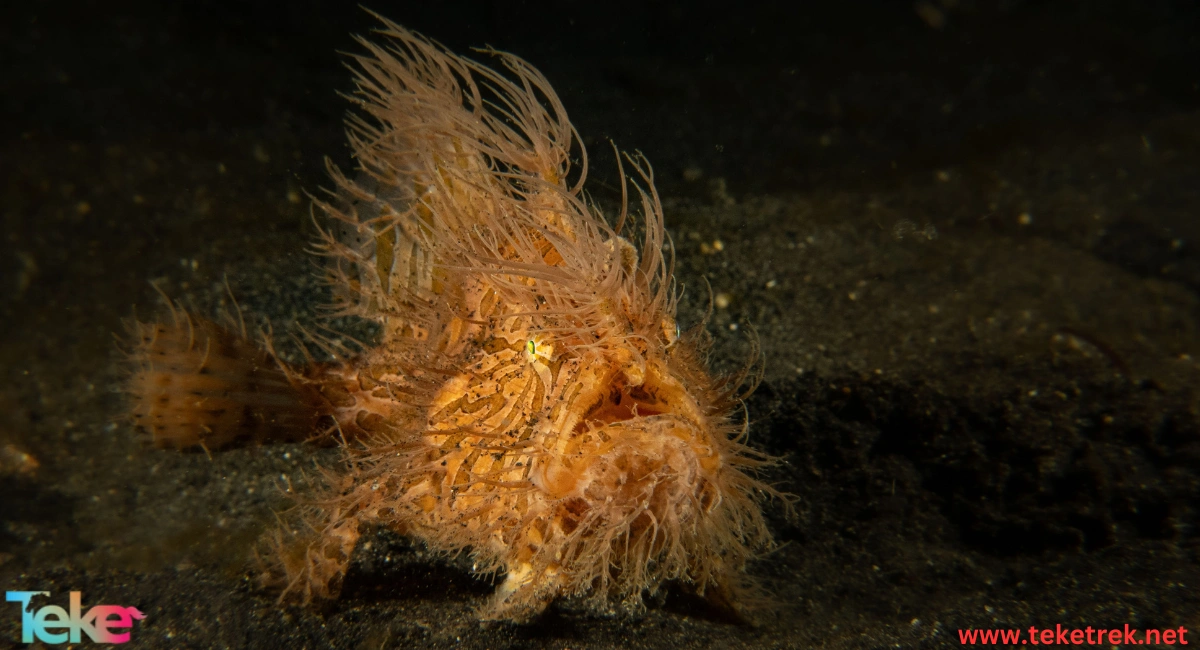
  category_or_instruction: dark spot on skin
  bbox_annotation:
[240,405,258,430]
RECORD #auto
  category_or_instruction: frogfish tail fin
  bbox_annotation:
[123,303,328,451]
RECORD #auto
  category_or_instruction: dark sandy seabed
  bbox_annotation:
[2,1,1199,648]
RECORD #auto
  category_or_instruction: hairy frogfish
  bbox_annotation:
[124,14,781,622]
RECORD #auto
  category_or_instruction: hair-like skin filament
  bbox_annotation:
[126,14,783,623]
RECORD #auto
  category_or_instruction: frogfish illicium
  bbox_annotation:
[124,13,781,622]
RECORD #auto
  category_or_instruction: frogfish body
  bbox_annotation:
[125,15,778,622]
